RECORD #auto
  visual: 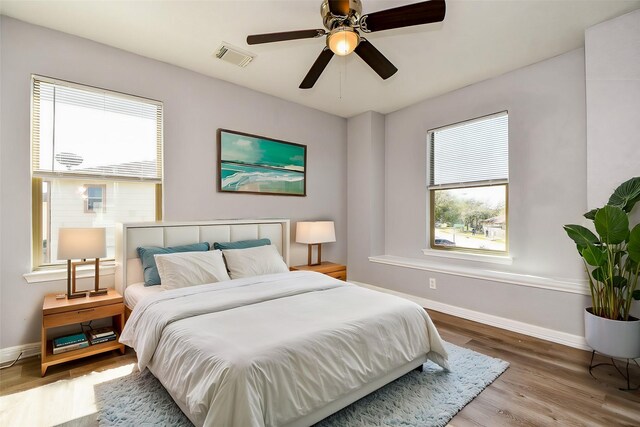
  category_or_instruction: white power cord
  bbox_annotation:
[0,352,23,370]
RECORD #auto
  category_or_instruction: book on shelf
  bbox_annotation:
[89,334,117,345]
[53,333,88,349]
[88,327,116,340]
[52,340,89,354]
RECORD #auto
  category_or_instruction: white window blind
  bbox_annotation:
[429,112,508,188]
[32,76,163,182]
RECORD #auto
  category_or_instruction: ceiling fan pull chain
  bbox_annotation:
[343,54,348,99]
[339,57,343,100]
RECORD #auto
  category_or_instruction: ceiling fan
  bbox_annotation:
[246,0,446,89]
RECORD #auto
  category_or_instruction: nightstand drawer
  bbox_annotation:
[43,303,124,328]
[290,262,347,281]
[326,270,347,281]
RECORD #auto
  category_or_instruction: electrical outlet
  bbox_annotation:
[429,278,436,289]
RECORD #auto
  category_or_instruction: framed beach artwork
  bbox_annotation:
[217,129,307,196]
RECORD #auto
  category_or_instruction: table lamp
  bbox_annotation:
[57,227,107,299]
[296,221,336,266]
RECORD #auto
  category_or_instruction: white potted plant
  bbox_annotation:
[564,177,640,359]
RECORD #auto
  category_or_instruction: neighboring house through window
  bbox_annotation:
[84,184,106,213]
[427,112,509,254]
[31,76,163,267]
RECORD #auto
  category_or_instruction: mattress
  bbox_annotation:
[123,282,164,308]
[120,271,448,427]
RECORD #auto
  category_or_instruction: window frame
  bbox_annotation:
[30,75,164,270]
[427,111,509,256]
[83,184,107,213]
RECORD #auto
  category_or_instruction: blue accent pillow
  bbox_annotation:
[213,238,271,251]
[137,242,210,286]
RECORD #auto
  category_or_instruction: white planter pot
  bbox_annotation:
[584,308,640,359]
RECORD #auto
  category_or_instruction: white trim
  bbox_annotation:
[351,281,589,351]
[23,264,115,284]
[369,254,589,295]
[422,248,513,265]
[0,342,40,365]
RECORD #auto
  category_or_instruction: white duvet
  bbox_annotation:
[120,271,449,427]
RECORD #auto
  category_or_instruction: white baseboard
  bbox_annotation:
[0,342,40,365]
[351,280,590,351]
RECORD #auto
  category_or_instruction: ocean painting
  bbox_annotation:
[218,129,306,196]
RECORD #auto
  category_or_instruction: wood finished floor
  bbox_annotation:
[1,310,639,426]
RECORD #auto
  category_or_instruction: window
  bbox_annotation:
[427,112,508,254]
[31,76,163,268]
[84,184,106,213]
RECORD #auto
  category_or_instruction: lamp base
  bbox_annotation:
[67,258,104,298]
[66,260,86,299]
[67,292,86,299]
[89,288,108,297]
[307,243,323,266]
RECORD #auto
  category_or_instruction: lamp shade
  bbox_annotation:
[296,221,336,244]
[57,228,107,260]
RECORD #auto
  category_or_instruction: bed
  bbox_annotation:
[116,219,449,427]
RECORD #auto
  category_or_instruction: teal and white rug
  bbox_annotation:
[95,342,508,427]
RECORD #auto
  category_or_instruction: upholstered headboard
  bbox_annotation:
[114,219,290,295]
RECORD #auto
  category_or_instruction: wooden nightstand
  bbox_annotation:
[41,289,125,376]
[290,262,347,281]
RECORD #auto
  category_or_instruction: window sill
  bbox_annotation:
[422,248,513,265]
[369,254,589,295]
[23,263,116,284]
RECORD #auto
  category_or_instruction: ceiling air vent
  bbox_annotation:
[214,44,254,68]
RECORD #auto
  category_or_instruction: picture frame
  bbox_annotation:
[217,129,307,196]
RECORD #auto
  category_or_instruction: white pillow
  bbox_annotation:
[222,244,289,279]
[155,250,231,290]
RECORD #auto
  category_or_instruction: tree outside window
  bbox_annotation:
[428,112,509,254]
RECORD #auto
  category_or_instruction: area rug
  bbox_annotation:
[94,342,508,427]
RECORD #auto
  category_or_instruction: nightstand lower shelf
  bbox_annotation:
[43,336,124,371]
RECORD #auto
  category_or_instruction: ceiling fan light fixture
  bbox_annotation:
[327,27,360,56]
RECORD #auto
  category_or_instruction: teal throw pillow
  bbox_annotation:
[213,238,271,251]
[137,242,210,286]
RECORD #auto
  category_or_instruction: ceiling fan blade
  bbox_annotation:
[300,48,335,89]
[360,0,446,33]
[328,0,351,16]
[354,39,398,80]
[247,29,325,45]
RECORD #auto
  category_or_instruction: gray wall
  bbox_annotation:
[349,48,593,336]
[347,111,385,279]
[585,9,640,314]
[585,9,640,209]
[0,17,347,349]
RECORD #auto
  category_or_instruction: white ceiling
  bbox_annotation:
[2,0,639,118]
